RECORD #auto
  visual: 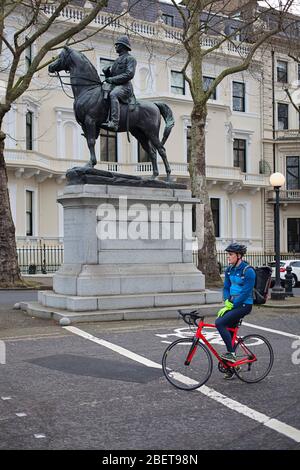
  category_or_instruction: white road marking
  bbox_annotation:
[64,326,161,369]
[243,322,300,340]
[15,413,27,417]
[34,434,46,439]
[65,325,300,444]
[1,396,12,401]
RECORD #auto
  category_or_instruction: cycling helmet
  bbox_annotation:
[225,243,247,256]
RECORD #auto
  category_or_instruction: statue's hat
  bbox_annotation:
[115,35,131,51]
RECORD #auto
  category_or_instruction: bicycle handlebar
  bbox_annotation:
[178,309,205,327]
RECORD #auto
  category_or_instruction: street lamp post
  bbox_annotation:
[270,172,286,301]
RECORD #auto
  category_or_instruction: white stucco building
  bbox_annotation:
[3,0,297,258]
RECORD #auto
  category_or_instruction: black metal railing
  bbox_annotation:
[17,244,64,274]
[18,245,300,275]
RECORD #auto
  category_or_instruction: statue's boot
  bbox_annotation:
[101,120,118,132]
[102,96,120,132]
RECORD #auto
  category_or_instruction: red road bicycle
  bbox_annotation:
[162,310,274,390]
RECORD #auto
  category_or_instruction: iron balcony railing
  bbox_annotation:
[267,189,300,202]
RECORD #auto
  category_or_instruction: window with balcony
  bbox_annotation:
[26,190,33,236]
[100,129,117,162]
[233,138,246,173]
[232,81,245,112]
[171,71,185,95]
[277,60,288,83]
[162,13,174,27]
[203,76,217,100]
[278,103,289,130]
[286,156,300,189]
[210,198,220,237]
[99,58,114,81]
[26,110,33,150]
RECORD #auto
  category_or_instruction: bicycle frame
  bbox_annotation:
[185,319,257,368]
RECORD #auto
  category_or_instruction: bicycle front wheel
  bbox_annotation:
[162,338,213,391]
[234,334,274,383]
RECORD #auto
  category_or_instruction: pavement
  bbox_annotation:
[262,295,300,309]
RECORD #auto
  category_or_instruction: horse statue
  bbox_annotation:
[48,46,175,180]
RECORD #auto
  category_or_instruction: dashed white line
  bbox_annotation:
[1,396,12,401]
[34,434,46,439]
[65,325,300,444]
[15,413,27,417]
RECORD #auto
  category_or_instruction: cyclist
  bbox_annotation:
[215,243,256,379]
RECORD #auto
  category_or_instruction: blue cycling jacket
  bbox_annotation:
[223,261,256,307]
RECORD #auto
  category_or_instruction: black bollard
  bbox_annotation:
[285,265,294,297]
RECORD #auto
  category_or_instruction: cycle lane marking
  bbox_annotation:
[64,325,300,444]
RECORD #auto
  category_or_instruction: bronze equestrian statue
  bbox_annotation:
[48,37,174,180]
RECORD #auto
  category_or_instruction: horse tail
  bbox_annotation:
[154,102,175,146]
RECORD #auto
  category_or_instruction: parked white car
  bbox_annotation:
[268,260,300,288]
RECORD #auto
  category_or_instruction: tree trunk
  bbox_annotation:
[0,126,22,287]
[189,104,222,287]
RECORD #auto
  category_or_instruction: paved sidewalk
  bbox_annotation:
[262,295,300,309]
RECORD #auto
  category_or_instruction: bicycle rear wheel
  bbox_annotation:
[162,338,213,390]
[234,334,274,383]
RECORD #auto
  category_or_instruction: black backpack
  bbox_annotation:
[227,264,272,305]
[243,265,272,305]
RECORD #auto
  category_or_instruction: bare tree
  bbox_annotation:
[0,0,137,286]
[169,0,295,285]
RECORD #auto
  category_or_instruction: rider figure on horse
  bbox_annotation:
[102,35,137,132]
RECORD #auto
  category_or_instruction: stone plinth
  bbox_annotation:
[31,183,221,323]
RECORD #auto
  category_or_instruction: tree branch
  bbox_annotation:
[6,1,109,103]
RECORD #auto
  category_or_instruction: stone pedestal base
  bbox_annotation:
[29,183,222,323]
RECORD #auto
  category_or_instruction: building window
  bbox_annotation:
[277,60,288,83]
[138,143,150,163]
[278,103,289,130]
[233,138,246,173]
[232,81,245,112]
[287,218,300,252]
[210,198,220,237]
[162,13,174,27]
[99,58,114,81]
[100,129,117,162]
[286,156,300,190]
[26,190,33,236]
[230,26,241,42]
[26,110,33,150]
[186,125,191,163]
[25,38,32,71]
[171,71,185,95]
[203,76,217,100]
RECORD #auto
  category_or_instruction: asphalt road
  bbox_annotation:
[0,303,299,452]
